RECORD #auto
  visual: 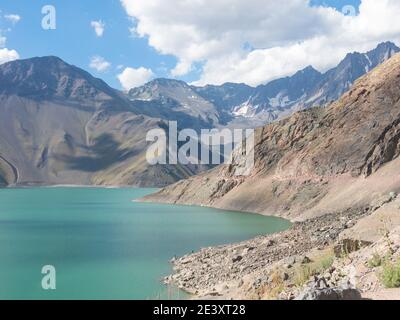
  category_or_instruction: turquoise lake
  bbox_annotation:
[0,187,290,300]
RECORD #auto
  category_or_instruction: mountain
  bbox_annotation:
[0,42,398,188]
[128,78,221,129]
[129,42,399,127]
[0,57,203,187]
[143,52,400,222]
[241,65,323,121]
[308,41,400,106]
[227,41,400,123]
[192,82,255,124]
[0,56,124,102]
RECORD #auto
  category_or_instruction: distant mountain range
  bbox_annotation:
[130,41,399,128]
[0,42,398,187]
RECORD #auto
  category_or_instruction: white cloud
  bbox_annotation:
[4,14,21,24]
[117,67,154,90]
[121,0,400,86]
[0,48,19,65]
[89,56,111,72]
[0,15,20,64]
[91,20,105,37]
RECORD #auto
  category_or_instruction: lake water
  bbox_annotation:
[0,187,290,300]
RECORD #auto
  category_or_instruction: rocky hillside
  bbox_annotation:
[144,52,400,221]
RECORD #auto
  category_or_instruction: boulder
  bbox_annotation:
[295,287,362,300]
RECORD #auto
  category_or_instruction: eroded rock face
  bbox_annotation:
[145,53,400,219]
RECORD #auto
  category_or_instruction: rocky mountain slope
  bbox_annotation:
[0,56,201,187]
[144,52,400,222]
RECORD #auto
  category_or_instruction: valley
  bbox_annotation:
[0,42,398,188]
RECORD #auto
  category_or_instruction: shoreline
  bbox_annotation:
[160,192,400,300]
[163,206,369,299]
[138,197,294,222]
[137,196,295,298]
[139,194,300,224]
[1,184,159,190]
[1,186,291,299]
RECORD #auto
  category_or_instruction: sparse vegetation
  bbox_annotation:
[294,251,334,287]
[268,270,286,298]
[381,259,400,288]
[261,269,286,299]
[294,265,314,287]
[319,254,335,271]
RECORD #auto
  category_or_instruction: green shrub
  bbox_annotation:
[294,251,334,287]
[294,265,314,287]
[318,254,334,272]
[381,260,400,288]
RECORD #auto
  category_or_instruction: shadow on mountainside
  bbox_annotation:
[54,133,140,172]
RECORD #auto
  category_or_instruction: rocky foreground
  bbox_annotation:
[165,193,400,300]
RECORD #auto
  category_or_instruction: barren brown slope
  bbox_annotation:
[0,57,204,187]
[143,53,400,221]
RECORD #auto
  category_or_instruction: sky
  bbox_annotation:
[2,0,400,91]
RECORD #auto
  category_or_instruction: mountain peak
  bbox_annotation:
[367,41,400,56]
[145,78,188,88]
[26,55,66,63]
[374,41,399,51]
[297,65,321,76]
[0,56,117,100]
[2,56,74,72]
[128,78,192,101]
[366,41,400,66]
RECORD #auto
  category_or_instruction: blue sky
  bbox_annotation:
[0,0,177,88]
[311,0,360,10]
[0,0,390,90]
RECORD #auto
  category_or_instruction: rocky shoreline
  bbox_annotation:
[164,193,400,300]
